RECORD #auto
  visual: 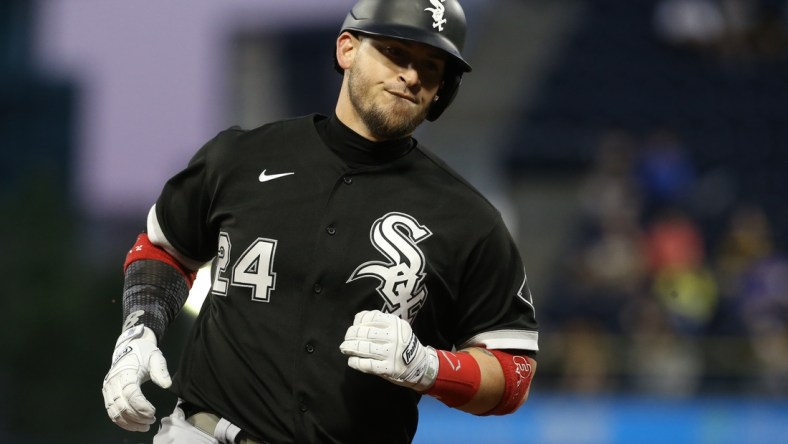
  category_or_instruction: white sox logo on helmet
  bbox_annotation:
[424,0,447,32]
[348,212,432,323]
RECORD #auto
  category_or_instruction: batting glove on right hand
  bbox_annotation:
[102,325,171,432]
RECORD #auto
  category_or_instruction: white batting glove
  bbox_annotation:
[102,325,172,432]
[340,310,438,391]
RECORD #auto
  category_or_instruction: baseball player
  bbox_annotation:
[102,0,539,442]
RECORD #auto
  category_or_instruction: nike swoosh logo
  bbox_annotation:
[258,169,295,182]
[439,350,462,371]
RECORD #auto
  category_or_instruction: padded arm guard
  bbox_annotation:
[479,350,534,416]
[120,233,194,340]
[122,260,190,341]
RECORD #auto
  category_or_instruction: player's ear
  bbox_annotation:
[336,31,359,71]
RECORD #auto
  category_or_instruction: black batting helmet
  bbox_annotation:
[337,0,472,121]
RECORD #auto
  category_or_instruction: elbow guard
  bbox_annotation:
[481,350,535,416]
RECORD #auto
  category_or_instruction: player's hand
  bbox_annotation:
[102,325,172,432]
[340,310,438,391]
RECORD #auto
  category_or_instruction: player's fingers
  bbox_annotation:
[340,339,367,356]
[340,339,390,360]
[107,391,140,431]
[343,325,360,340]
[109,383,153,433]
[125,421,152,433]
[355,309,392,325]
[347,355,394,378]
[368,358,395,377]
[344,324,392,343]
[339,339,355,355]
[148,350,172,389]
[122,383,157,421]
[359,310,396,327]
[369,310,394,323]
[346,355,360,372]
[353,310,371,325]
[363,325,394,342]
[104,393,123,424]
[114,410,153,433]
[347,356,375,374]
[340,339,368,357]
[103,386,132,429]
[116,415,153,432]
[105,373,134,417]
[345,325,380,341]
[101,383,116,411]
[105,372,155,431]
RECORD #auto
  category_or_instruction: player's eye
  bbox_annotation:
[422,61,440,75]
[383,45,407,62]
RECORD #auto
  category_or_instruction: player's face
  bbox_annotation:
[347,35,446,140]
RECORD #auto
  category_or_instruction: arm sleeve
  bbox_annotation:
[122,259,190,341]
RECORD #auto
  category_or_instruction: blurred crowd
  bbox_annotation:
[541,127,788,397]
[654,0,788,63]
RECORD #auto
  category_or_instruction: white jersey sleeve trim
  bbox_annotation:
[460,330,539,352]
[146,204,205,271]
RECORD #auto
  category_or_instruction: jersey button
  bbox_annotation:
[305,344,315,353]
[343,176,353,185]
[313,283,322,294]
[326,226,336,235]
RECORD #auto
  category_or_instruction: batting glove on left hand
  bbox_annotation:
[340,310,438,391]
[102,325,171,432]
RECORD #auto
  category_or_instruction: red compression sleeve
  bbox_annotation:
[425,350,481,408]
[481,350,534,416]
[124,233,197,286]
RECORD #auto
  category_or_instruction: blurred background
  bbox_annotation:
[2,0,787,443]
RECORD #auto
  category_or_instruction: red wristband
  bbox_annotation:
[426,350,481,408]
[124,233,197,286]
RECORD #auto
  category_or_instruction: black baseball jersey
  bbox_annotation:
[154,114,538,443]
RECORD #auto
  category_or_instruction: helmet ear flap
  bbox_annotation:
[427,71,462,121]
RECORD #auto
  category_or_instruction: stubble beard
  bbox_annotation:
[347,63,428,140]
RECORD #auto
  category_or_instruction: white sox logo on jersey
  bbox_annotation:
[348,212,432,323]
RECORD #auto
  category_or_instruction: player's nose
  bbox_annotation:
[398,64,422,90]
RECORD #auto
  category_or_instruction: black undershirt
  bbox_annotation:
[315,114,415,167]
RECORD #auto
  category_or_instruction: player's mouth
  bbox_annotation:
[386,90,418,104]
